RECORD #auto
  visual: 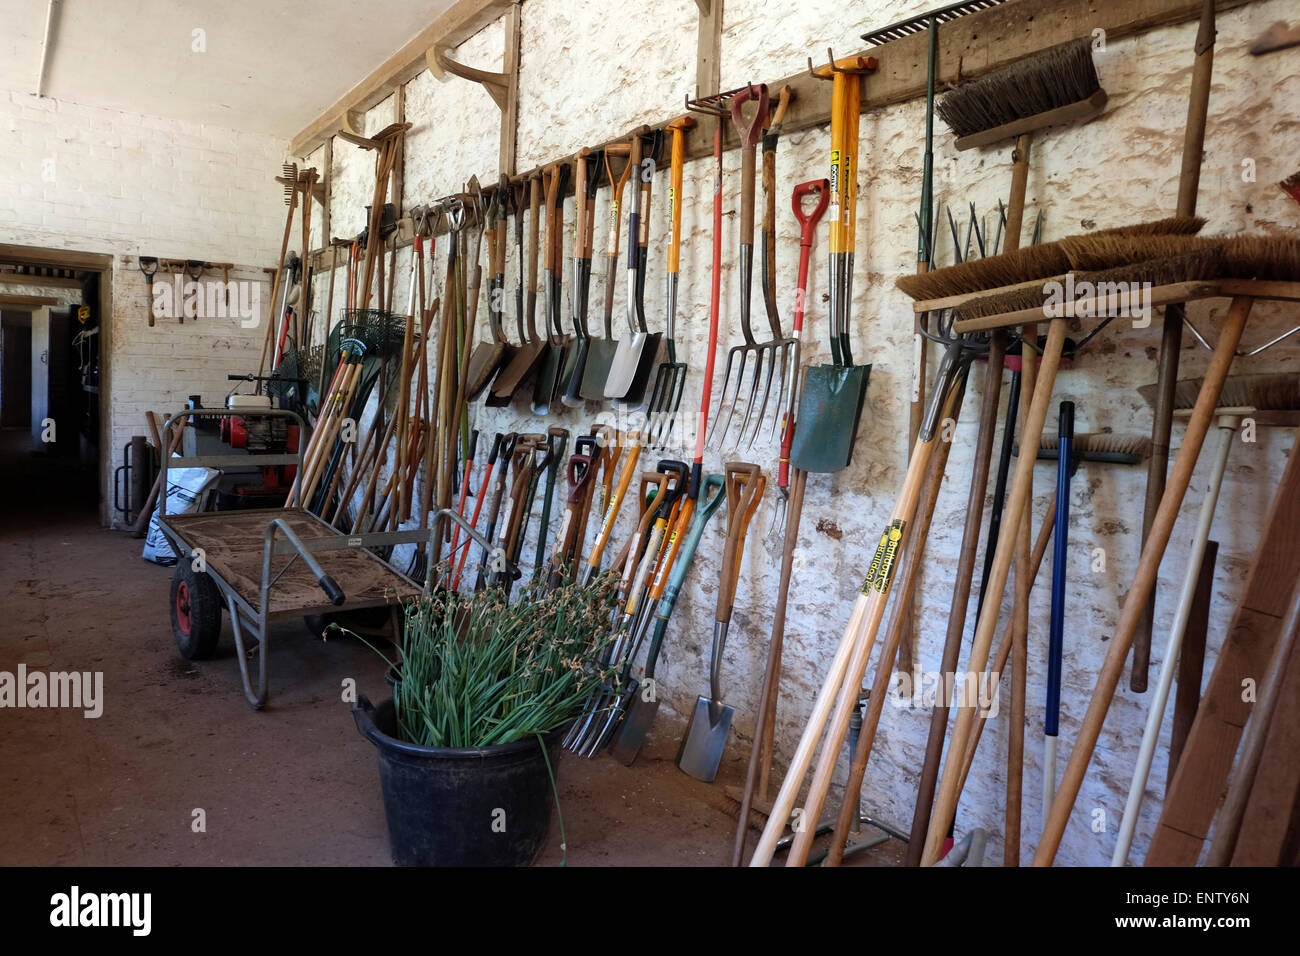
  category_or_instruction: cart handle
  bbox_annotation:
[263,517,347,607]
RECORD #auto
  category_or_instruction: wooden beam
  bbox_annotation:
[0,272,83,289]
[290,0,512,157]
[500,1,521,175]
[391,85,406,218]
[0,293,59,308]
[695,0,722,99]
[0,245,112,272]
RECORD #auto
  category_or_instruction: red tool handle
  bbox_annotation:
[777,180,831,489]
[693,117,726,471]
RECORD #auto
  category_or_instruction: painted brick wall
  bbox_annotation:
[299,0,1298,865]
[0,90,289,524]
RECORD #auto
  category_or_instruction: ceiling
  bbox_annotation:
[0,0,452,138]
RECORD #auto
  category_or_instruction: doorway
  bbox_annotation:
[0,245,112,521]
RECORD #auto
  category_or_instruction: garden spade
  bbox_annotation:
[491,173,547,402]
[561,149,603,406]
[604,128,658,401]
[533,163,571,414]
[611,472,726,764]
[677,461,766,782]
[789,62,870,474]
[580,142,632,399]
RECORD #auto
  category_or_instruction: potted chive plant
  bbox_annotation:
[351,575,618,866]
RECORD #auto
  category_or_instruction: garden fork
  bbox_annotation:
[706,83,769,452]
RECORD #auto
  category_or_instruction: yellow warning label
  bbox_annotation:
[873,520,906,593]
[860,527,889,594]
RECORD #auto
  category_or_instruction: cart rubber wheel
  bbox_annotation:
[171,563,222,660]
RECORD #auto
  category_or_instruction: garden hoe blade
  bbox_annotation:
[492,174,547,402]
[533,163,571,414]
[678,462,765,782]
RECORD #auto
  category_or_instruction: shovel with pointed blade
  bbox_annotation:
[677,461,766,781]
[610,472,727,764]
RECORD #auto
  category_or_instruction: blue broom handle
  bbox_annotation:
[1046,401,1073,737]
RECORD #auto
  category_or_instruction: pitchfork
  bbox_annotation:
[745,85,795,449]
[706,83,770,452]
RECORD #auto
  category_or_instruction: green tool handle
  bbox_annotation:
[644,474,726,678]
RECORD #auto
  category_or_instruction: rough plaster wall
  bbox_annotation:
[0,90,289,526]
[301,0,1299,865]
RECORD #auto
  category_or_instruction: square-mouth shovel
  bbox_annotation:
[604,127,663,405]
[789,64,871,473]
[677,461,766,782]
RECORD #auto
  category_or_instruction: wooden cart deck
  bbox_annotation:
[161,508,420,618]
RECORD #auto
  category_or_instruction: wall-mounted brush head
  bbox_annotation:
[1140,373,1300,412]
[1221,235,1300,280]
[936,37,1101,139]
[1060,234,1218,271]
[1036,432,1151,465]
[901,220,1211,303]
[1089,216,1207,238]
[897,242,1071,299]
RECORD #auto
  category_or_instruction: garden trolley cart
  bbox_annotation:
[156,407,430,710]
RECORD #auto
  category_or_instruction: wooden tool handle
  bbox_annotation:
[543,165,560,273]
[717,462,765,617]
[527,172,542,319]
[574,149,590,255]
[667,118,693,275]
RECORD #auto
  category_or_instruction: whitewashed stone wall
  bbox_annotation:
[302,0,1299,865]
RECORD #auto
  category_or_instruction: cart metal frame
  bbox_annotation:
[155,408,510,709]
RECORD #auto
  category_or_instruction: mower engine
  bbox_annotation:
[219,415,300,496]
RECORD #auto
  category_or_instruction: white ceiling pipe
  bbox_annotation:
[36,0,63,97]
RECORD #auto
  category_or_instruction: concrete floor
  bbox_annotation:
[0,428,900,866]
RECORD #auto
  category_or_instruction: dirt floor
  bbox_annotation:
[0,428,902,867]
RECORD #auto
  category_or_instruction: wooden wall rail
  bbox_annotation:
[297,0,1258,268]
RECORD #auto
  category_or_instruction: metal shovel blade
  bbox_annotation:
[677,695,734,782]
[532,342,567,414]
[789,363,872,474]
[609,684,656,765]
[465,341,506,401]
[580,337,618,400]
[603,332,650,399]
[615,333,665,409]
[492,339,546,401]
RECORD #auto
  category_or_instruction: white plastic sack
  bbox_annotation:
[142,457,220,565]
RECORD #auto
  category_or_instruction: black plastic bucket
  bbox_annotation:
[352,695,563,867]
